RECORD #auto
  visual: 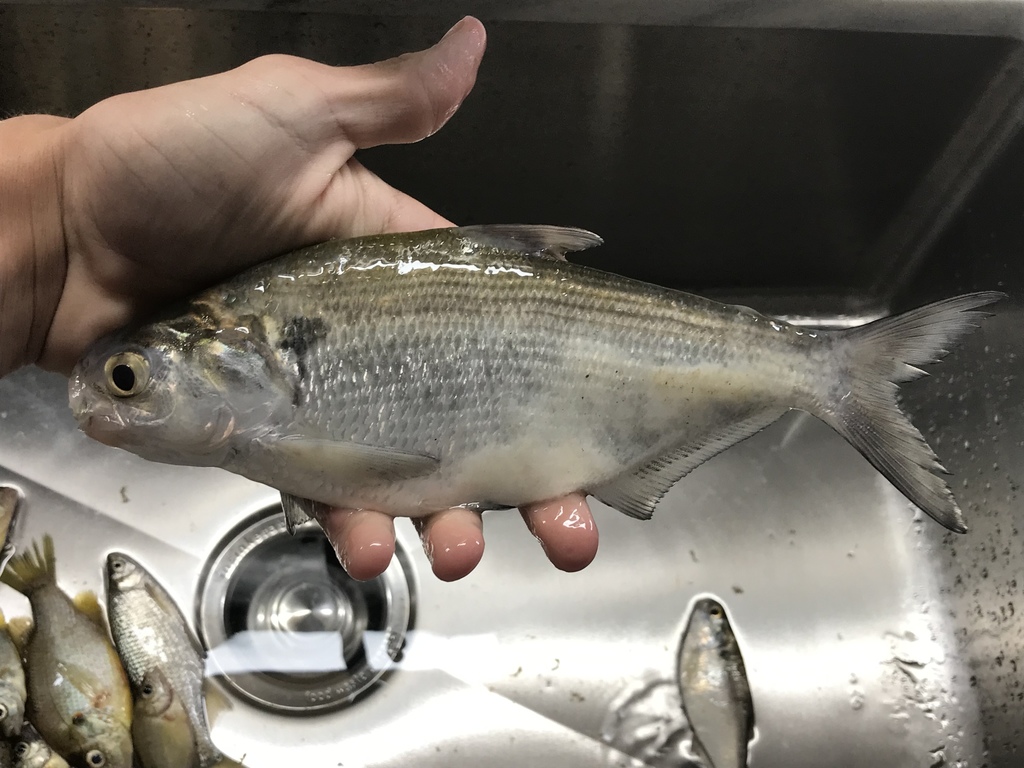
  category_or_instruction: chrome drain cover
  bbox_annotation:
[198,510,413,714]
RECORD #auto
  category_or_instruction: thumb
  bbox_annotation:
[324,17,486,149]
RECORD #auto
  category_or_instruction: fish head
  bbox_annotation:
[104,553,144,594]
[133,668,176,719]
[0,681,25,738]
[687,598,733,652]
[69,307,293,466]
[67,711,133,768]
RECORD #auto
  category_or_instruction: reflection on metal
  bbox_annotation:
[868,45,1024,301]
[198,512,413,714]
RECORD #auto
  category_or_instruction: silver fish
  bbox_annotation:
[10,723,70,768]
[105,554,221,768]
[678,598,753,768]
[0,609,26,738]
[68,226,1000,532]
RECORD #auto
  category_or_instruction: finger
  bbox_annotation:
[332,16,487,148]
[413,508,485,582]
[319,508,396,581]
[520,494,599,572]
[244,16,486,153]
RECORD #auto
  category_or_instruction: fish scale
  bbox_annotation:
[70,225,1002,532]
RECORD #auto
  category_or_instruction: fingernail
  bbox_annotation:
[332,542,351,573]
[441,17,467,41]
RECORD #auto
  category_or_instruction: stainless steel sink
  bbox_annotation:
[1,3,1023,766]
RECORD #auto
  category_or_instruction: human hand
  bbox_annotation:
[2,18,599,581]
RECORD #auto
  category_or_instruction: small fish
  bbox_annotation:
[68,226,1001,533]
[0,487,21,573]
[0,537,132,768]
[130,669,199,768]
[678,598,753,768]
[105,554,224,768]
[0,609,26,738]
[10,723,70,768]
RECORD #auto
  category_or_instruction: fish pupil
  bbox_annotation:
[142,683,154,696]
[111,364,136,393]
[13,743,26,756]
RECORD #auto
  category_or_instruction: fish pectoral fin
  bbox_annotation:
[455,225,603,261]
[280,494,330,535]
[56,661,110,708]
[72,590,106,628]
[591,408,787,520]
[265,436,438,486]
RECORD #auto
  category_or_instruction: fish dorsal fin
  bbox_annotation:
[591,409,787,520]
[455,225,603,261]
[261,436,438,487]
[280,494,330,535]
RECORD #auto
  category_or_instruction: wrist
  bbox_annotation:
[0,115,70,377]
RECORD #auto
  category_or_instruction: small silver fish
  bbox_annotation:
[105,554,222,768]
[68,226,1001,533]
[10,723,70,768]
[678,598,753,768]
[0,609,26,738]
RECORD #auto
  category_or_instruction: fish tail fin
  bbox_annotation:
[0,535,56,595]
[820,291,1005,533]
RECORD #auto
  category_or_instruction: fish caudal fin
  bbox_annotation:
[824,291,1005,532]
[0,535,56,595]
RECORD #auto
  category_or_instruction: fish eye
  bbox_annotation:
[103,351,150,398]
[141,682,154,697]
[13,742,27,757]
[708,605,723,618]
[71,712,86,726]
[85,749,106,767]
[0,703,7,719]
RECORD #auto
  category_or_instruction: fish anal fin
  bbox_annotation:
[72,591,106,628]
[280,494,330,535]
[456,225,603,261]
[591,409,787,520]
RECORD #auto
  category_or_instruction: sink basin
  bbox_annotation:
[0,4,1022,766]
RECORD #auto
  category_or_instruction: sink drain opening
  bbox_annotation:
[198,510,414,714]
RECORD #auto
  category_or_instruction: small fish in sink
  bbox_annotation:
[130,668,200,768]
[105,553,238,768]
[678,597,753,768]
[0,608,26,738]
[0,537,133,768]
[10,722,70,768]
[68,225,1001,533]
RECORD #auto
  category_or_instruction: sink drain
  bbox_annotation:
[198,509,414,714]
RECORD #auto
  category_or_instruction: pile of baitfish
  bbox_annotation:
[0,487,241,768]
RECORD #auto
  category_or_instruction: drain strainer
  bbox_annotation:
[198,510,413,714]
